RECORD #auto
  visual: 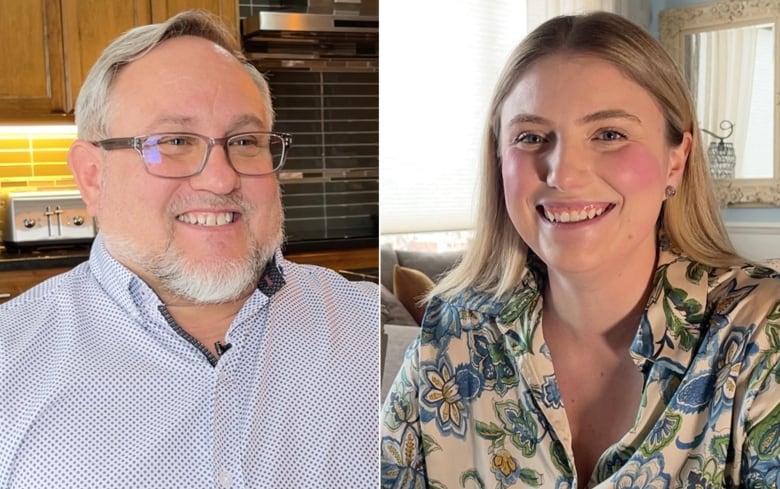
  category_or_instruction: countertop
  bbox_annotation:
[0,241,378,281]
[0,243,91,271]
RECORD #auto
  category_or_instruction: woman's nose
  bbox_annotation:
[544,140,591,191]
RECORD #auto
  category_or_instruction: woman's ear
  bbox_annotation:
[68,140,102,217]
[667,131,692,187]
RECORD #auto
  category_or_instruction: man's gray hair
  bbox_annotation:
[75,9,273,141]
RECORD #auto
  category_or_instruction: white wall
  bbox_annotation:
[726,222,780,260]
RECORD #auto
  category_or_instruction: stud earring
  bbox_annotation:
[665,185,677,198]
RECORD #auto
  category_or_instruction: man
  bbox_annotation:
[0,10,379,488]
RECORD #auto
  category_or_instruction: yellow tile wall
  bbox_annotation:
[0,126,78,191]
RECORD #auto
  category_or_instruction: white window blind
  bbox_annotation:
[379,1,527,234]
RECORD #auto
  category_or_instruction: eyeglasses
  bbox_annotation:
[91,131,292,178]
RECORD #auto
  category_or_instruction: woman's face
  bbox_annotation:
[499,54,689,278]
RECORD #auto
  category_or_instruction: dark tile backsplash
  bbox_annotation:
[239,4,378,248]
[265,71,378,245]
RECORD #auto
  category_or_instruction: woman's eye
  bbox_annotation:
[513,132,547,145]
[595,129,626,141]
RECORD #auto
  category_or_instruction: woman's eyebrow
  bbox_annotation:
[506,113,552,126]
[579,109,642,125]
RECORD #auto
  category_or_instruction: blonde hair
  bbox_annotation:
[433,11,739,300]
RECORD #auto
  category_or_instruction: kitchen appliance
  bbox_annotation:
[2,190,96,247]
[242,0,378,71]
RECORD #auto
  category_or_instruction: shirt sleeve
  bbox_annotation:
[380,336,428,489]
[738,316,780,488]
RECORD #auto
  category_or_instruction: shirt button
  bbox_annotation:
[218,369,227,382]
[218,471,233,487]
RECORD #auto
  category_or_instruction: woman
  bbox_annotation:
[381,11,780,489]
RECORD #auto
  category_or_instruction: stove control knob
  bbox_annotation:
[22,218,36,228]
[72,215,85,226]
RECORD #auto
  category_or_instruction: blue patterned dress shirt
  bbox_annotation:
[382,250,780,488]
[1,234,379,488]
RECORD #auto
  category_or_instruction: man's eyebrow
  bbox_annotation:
[579,109,642,125]
[228,114,268,132]
[140,114,269,134]
[143,116,195,131]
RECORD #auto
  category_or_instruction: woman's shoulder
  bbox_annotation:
[711,258,780,292]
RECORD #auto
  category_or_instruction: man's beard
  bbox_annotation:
[104,195,284,304]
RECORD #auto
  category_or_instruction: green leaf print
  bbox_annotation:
[459,469,486,489]
[766,322,780,350]
[666,286,688,307]
[497,288,537,324]
[550,440,573,477]
[748,402,780,461]
[428,479,448,489]
[475,420,505,441]
[518,468,543,487]
[766,300,780,321]
[664,303,697,350]
[686,262,706,282]
[422,433,443,456]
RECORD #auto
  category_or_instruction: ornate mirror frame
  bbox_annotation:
[659,0,780,206]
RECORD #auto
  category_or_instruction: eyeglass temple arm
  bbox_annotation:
[92,137,137,150]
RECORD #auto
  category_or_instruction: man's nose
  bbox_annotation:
[189,143,241,194]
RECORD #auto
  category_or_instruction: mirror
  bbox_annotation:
[660,0,780,206]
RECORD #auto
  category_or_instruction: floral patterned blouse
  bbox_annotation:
[381,250,780,488]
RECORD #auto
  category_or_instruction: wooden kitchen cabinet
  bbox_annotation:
[0,0,237,121]
[151,0,238,39]
[0,267,72,304]
[0,0,70,118]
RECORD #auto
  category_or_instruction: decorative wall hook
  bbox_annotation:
[702,120,735,153]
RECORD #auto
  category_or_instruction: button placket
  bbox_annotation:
[212,348,246,488]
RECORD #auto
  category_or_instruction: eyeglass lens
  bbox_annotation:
[140,133,285,177]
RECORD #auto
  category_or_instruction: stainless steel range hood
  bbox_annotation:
[242,0,378,71]
[243,7,378,34]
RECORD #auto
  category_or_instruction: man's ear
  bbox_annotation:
[68,140,102,217]
[667,131,691,187]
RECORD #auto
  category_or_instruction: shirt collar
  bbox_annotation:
[490,248,712,375]
[630,249,711,375]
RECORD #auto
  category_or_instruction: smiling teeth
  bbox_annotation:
[544,207,606,223]
[177,212,235,226]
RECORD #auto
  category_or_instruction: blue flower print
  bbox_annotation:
[383,390,415,432]
[671,372,716,414]
[709,326,754,418]
[495,400,539,457]
[421,297,462,347]
[541,374,563,409]
[419,356,469,437]
[554,477,573,489]
[674,455,724,489]
[381,426,426,489]
[641,413,681,455]
[631,314,655,359]
[685,469,714,489]
[470,330,517,396]
[611,455,670,489]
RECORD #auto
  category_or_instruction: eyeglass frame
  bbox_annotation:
[90,131,292,178]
